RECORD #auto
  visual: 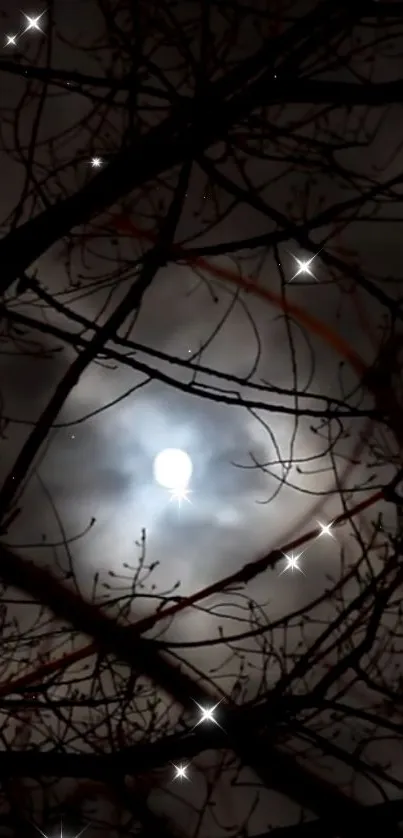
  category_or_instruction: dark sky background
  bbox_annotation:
[0,1,402,835]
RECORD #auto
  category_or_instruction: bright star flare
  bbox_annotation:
[193,700,223,730]
[32,821,88,838]
[279,553,305,576]
[4,11,46,49]
[289,252,320,283]
[173,763,190,781]
[90,157,103,168]
[317,521,334,538]
[23,12,46,33]
[169,486,192,507]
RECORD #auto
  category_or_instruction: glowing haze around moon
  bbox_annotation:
[153,448,193,490]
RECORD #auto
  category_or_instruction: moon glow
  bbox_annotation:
[153,448,193,490]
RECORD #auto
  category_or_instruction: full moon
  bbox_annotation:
[153,448,193,490]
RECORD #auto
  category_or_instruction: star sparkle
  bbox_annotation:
[169,486,192,507]
[90,157,103,168]
[279,552,305,576]
[288,252,320,283]
[173,762,190,781]
[317,521,334,538]
[32,820,88,838]
[4,10,46,49]
[23,12,46,33]
[193,700,223,730]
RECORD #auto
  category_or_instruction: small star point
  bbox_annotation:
[173,763,190,781]
[193,700,223,729]
[288,252,321,283]
[90,157,103,168]
[5,34,17,46]
[317,521,334,538]
[23,12,45,33]
[280,553,305,576]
